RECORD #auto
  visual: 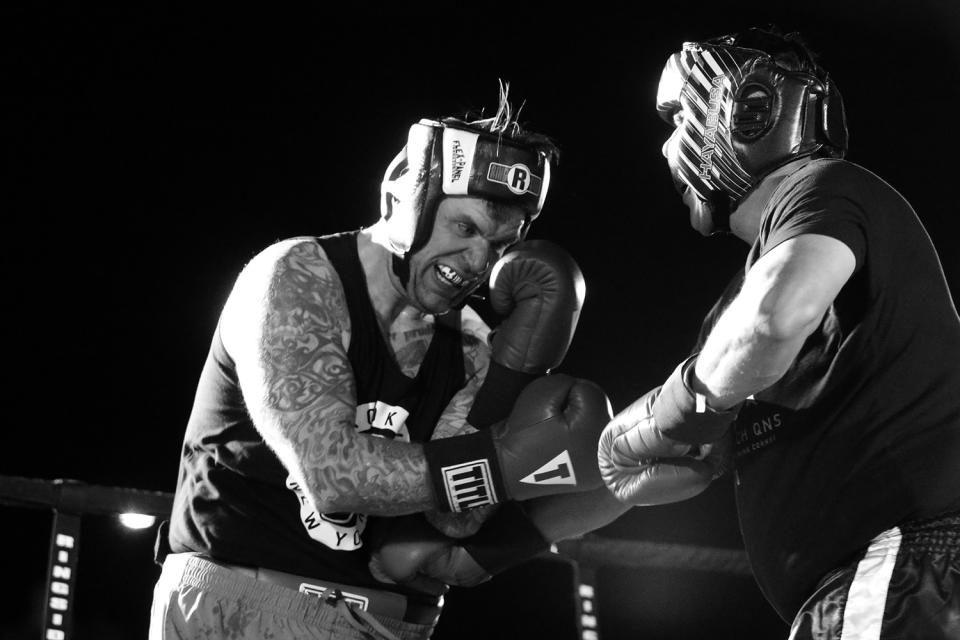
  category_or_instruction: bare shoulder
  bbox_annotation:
[221,237,351,361]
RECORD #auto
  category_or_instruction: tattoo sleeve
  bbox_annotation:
[251,240,434,515]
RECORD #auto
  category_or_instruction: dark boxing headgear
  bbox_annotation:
[656,31,848,210]
[380,118,551,261]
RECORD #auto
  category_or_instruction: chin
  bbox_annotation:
[684,193,716,237]
[429,287,476,315]
[690,208,714,236]
[411,290,446,315]
[410,282,457,316]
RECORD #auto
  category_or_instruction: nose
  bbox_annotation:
[464,240,493,274]
[662,129,678,160]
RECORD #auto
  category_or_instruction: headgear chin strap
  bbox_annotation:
[656,37,848,213]
[379,119,551,285]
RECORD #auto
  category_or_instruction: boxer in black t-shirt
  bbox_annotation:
[600,27,960,639]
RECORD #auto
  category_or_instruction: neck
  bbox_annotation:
[358,228,424,325]
[729,156,816,243]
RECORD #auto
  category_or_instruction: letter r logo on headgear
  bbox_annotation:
[487,162,541,196]
[507,165,530,193]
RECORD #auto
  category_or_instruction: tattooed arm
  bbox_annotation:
[220,238,436,516]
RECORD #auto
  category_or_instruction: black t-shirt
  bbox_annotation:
[167,231,466,590]
[706,159,960,621]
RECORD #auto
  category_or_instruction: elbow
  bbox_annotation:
[304,489,361,516]
[309,495,341,514]
[300,474,359,514]
[284,467,352,515]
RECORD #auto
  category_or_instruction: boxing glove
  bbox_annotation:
[371,487,628,590]
[650,355,739,444]
[598,386,719,506]
[467,240,585,430]
[368,514,496,595]
[425,374,611,512]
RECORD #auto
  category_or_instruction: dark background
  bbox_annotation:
[3,3,958,639]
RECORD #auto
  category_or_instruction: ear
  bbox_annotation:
[730,64,820,177]
[820,75,849,154]
[732,81,774,140]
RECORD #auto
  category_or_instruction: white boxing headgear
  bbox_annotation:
[379,118,552,257]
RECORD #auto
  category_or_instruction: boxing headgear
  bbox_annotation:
[656,35,848,210]
[379,118,551,262]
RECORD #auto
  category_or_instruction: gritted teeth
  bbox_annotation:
[436,264,466,288]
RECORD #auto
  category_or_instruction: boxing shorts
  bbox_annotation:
[788,511,960,640]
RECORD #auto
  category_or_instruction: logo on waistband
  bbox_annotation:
[300,584,370,611]
[441,459,497,512]
[487,162,541,196]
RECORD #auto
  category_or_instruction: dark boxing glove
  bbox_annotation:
[371,488,628,591]
[368,515,485,596]
[427,242,584,535]
[369,504,549,594]
[425,374,611,512]
[466,240,585,429]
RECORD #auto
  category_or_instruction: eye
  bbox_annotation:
[455,221,476,236]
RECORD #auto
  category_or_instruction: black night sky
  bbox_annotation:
[4,3,959,639]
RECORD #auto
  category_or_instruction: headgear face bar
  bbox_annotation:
[379,118,552,259]
[656,36,848,209]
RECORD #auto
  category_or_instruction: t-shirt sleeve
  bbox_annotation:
[760,167,868,271]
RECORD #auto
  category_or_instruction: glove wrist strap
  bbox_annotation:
[462,501,550,575]
[424,432,505,513]
[466,360,539,429]
[651,354,738,444]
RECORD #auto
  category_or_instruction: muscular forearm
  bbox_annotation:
[692,292,815,410]
[693,235,855,410]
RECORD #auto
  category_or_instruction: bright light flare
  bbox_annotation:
[119,513,156,529]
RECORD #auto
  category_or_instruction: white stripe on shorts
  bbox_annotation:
[841,526,903,640]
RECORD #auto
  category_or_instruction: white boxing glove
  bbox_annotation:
[597,386,719,506]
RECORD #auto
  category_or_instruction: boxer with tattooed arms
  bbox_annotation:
[150,90,628,640]
[599,27,960,639]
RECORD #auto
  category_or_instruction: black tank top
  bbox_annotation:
[168,232,465,588]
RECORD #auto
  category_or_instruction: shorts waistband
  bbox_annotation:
[900,510,960,554]
[194,554,442,627]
